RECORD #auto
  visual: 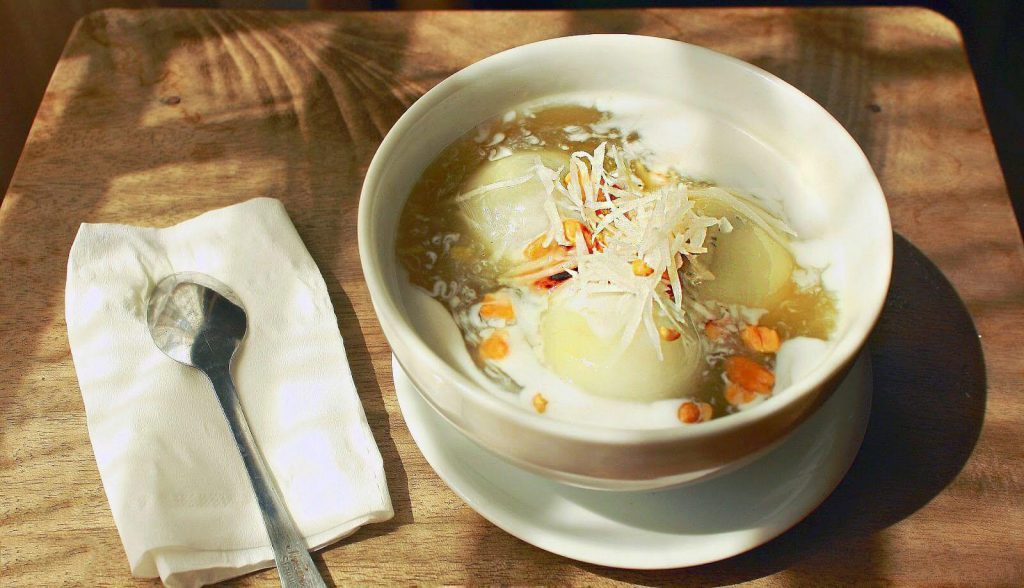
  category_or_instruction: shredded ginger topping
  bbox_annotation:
[485,142,793,358]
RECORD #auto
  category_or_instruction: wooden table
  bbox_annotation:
[1,7,1021,585]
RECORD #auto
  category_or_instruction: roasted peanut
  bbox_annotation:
[479,294,515,321]
[658,326,681,341]
[678,402,701,423]
[699,402,714,422]
[632,259,655,277]
[478,330,509,360]
[678,401,714,423]
[725,356,775,394]
[741,325,781,353]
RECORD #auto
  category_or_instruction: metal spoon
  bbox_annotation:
[147,272,327,588]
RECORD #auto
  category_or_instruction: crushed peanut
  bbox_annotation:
[532,392,548,414]
[725,356,775,394]
[632,259,655,277]
[479,294,516,321]
[658,326,681,341]
[478,330,509,360]
[677,402,701,423]
[741,325,781,353]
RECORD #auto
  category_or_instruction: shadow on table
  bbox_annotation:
[324,269,412,524]
[279,13,422,583]
[581,233,987,585]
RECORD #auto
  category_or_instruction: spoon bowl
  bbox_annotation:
[147,272,246,368]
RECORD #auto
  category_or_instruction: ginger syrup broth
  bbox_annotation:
[396,100,836,429]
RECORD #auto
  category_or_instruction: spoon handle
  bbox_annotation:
[205,364,327,588]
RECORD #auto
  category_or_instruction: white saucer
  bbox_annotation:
[394,353,871,569]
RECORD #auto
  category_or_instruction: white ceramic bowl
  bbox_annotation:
[358,35,891,491]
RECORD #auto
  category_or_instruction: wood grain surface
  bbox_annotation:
[1,7,1022,586]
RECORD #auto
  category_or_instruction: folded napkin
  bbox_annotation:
[65,198,393,587]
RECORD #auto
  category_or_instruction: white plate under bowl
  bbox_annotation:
[394,353,871,569]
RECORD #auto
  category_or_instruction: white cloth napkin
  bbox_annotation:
[65,198,393,587]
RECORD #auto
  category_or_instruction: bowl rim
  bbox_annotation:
[358,33,893,445]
